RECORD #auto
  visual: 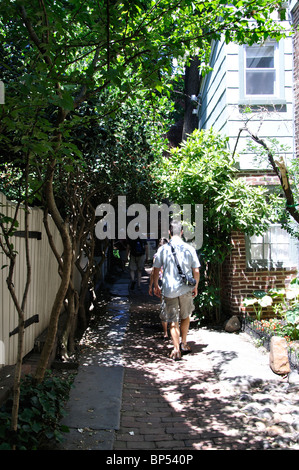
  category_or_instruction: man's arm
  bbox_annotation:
[148,267,154,295]
[192,267,200,297]
[153,267,161,297]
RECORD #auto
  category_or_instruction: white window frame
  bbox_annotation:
[246,224,299,270]
[239,40,286,105]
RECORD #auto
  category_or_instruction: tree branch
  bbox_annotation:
[18,4,52,67]
[245,128,299,225]
[38,0,49,45]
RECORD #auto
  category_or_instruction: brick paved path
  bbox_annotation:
[113,273,270,451]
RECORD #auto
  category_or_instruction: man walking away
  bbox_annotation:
[127,225,148,290]
[153,222,200,360]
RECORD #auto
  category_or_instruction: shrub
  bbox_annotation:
[0,371,73,450]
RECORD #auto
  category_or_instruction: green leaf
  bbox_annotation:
[253,290,267,299]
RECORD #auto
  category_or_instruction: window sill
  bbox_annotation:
[238,98,287,106]
[246,265,298,272]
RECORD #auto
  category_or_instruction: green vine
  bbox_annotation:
[0,371,74,450]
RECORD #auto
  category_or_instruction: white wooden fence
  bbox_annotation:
[0,192,63,367]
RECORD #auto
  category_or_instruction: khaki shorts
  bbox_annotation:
[161,291,194,324]
[159,298,167,322]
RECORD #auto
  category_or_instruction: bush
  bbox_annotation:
[0,371,74,450]
[154,128,280,322]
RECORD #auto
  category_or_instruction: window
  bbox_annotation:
[239,40,285,105]
[246,224,299,269]
[245,44,276,96]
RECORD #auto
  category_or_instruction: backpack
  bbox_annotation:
[131,238,145,256]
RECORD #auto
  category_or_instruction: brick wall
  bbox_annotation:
[237,170,279,186]
[221,170,298,319]
[221,231,297,318]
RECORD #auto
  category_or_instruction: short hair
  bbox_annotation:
[169,219,182,236]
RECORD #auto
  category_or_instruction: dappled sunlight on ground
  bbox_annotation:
[114,291,270,450]
[73,267,298,450]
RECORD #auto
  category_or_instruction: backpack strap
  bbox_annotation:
[169,242,185,279]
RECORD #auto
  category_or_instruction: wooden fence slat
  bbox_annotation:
[0,193,64,366]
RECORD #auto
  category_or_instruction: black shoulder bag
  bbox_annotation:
[169,242,196,287]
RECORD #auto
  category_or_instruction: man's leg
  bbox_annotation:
[164,297,181,359]
[129,256,135,289]
[130,269,136,289]
[160,298,168,339]
[179,292,194,352]
[180,316,190,348]
[161,321,168,339]
[170,321,180,350]
[137,256,145,288]
[137,269,142,287]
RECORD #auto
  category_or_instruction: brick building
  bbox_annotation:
[221,177,297,319]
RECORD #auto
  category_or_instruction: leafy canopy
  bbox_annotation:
[0,0,289,204]
[0,1,287,110]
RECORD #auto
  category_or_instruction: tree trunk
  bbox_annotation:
[34,163,73,383]
[61,283,79,359]
[10,320,24,440]
[7,166,31,442]
[34,231,72,382]
[74,205,98,331]
[182,57,200,142]
[77,271,90,332]
[10,223,30,433]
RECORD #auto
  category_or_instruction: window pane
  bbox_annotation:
[269,226,292,264]
[246,45,274,68]
[247,224,299,269]
[250,234,263,244]
[271,244,290,262]
[269,225,288,243]
[250,244,264,259]
[246,70,275,95]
